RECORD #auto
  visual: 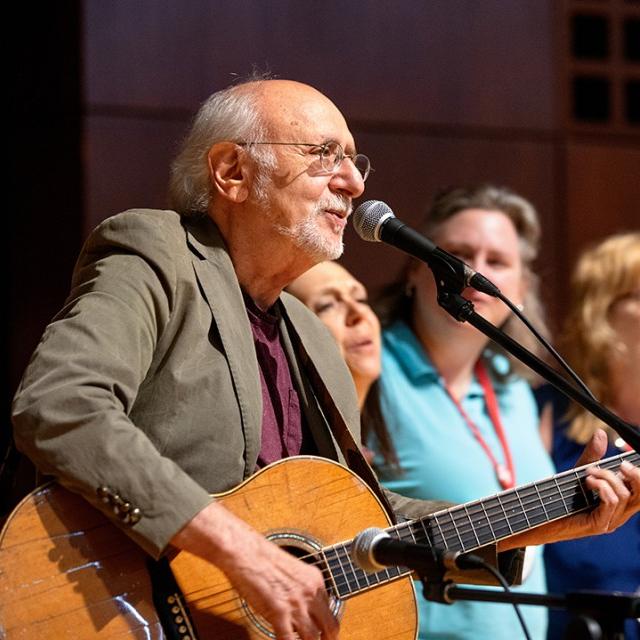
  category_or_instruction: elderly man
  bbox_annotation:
[11,79,640,640]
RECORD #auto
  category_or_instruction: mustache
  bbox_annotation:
[315,194,352,217]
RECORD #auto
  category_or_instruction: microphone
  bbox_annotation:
[352,200,500,297]
[351,527,484,574]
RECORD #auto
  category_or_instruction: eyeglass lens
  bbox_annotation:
[321,141,370,181]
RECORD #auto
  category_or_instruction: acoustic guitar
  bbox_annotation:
[1,451,637,639]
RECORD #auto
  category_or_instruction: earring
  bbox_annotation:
[404,282,415,298]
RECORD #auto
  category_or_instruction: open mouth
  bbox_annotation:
[324,209,348,230]
[346,338,375,352]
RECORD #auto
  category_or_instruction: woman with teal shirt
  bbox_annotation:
[370,184,555,639]
[376,322,554,639]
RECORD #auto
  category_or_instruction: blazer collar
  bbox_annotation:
[183,215,262,478]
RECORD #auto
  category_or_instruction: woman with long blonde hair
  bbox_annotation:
[537,231,640,640]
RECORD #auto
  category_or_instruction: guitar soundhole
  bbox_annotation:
[240,532,343,639]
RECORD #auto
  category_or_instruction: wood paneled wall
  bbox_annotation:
[8,1,639,467]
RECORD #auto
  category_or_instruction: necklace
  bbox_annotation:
[441,360,516,490]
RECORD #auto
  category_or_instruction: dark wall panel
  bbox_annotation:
[82,0,561,312]
[566,142,640,268]
[84,116,187,232]
[84,0,555,129]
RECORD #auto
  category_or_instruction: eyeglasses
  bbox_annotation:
[238,140,372,182]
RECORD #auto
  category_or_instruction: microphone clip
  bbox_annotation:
[435,286,476,323]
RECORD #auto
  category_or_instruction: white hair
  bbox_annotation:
[168,83,276,216]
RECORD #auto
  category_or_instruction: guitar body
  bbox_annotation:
[0,457,418,639]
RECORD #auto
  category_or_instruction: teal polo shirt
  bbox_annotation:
[370,321,555,640]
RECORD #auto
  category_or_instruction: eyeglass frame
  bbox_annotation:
[237,140,372,182]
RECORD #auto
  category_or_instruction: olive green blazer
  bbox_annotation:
[12,209,438,558]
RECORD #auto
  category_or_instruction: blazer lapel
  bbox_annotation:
[280,294,361,458]
[183,216,262,478]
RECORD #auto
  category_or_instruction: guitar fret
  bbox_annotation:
[551,476,570,515]
[343,543,374,593]
[509,489,545,531]
[319,548,339,597]
[347,545,375,592]
[445,511,464,551]
[354,545,374,590]
[493,495,515,538]
[416,518,429,542]
[417,518,436,548]
[462,504,481,547]
[445,500,498,542]
[406,524,419,543]
[520,486,548,525]
[478,499,498,542]
[574,470,592,507]
[462,502,494,546]
[432,514,447,548]
[328,544,356,598]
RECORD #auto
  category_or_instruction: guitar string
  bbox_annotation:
[179,469,593,616]
[310,452,638,594]
[428,453,638,542]
[330,453,639,596]
[179,452,638,610]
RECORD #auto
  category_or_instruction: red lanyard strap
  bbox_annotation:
[442,360,516,490]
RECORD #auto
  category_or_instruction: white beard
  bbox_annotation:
[254,173,351,261]
[289,196,350,261]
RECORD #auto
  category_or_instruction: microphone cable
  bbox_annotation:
[442,556,533,640]
[474,558,532,640]
[495,292,597,403]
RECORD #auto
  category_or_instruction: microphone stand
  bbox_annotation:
[422,578,638,640]
[415,555,638,640]
[428,256,640,451]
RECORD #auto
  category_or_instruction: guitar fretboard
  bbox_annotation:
[317,450,638,599]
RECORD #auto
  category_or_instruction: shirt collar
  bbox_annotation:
[383,320,441,382]
[383,320,508,399]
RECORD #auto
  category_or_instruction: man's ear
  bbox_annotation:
[207,142,252,203]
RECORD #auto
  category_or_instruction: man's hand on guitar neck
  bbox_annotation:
[499,429,640,551]
[170,500,339,640]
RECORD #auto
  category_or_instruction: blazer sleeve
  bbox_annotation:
[12,209,212,558]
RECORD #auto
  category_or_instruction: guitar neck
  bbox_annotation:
[320,450,639,599]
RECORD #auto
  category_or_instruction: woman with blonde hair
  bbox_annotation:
[537,231,640,640]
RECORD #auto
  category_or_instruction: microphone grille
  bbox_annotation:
[352,200,395,242]
[350,527,388,573]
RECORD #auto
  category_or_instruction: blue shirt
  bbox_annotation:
[371,321,555,640]
[535,384,640,640]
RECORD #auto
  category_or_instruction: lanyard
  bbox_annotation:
[441,360,516,490]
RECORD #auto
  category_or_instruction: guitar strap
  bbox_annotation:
[282,311,395,518]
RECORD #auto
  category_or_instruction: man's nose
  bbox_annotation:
[330,158,365,198]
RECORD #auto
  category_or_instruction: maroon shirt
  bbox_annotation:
[243,294,314,468]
